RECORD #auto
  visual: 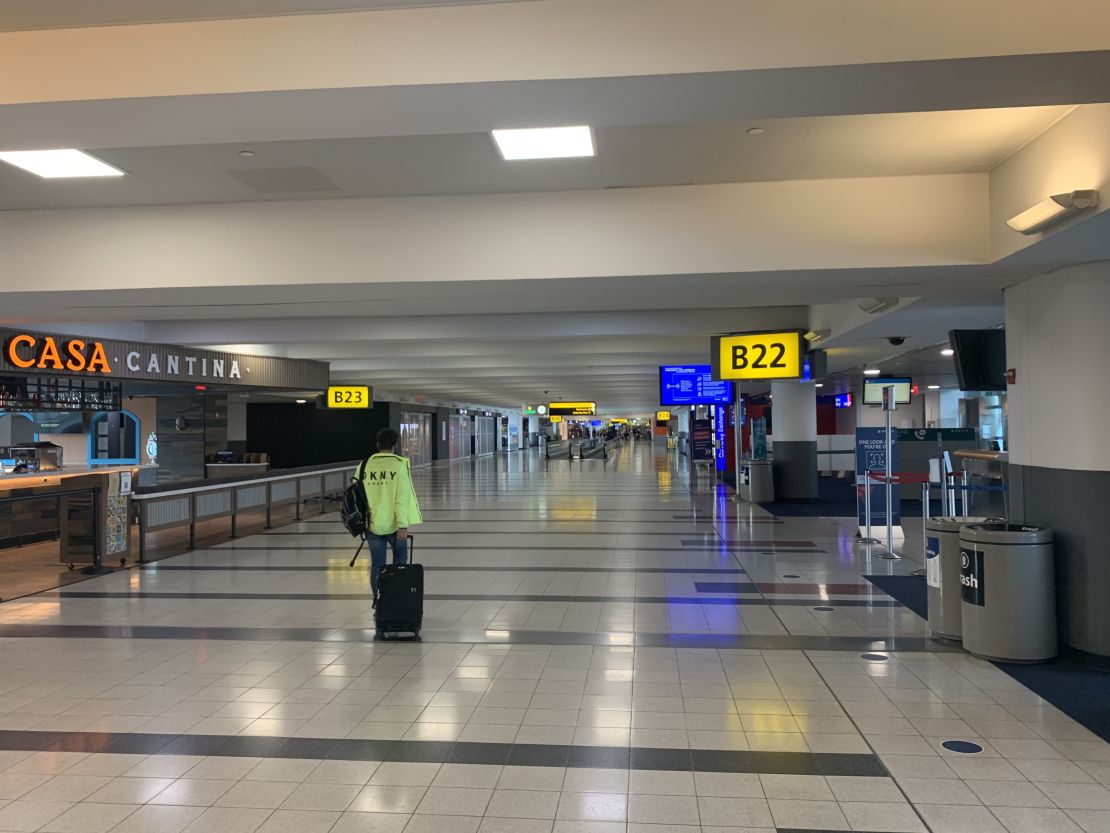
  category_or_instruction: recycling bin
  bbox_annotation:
[740,460,774,503]
[925,516,1000,642]
[958,523,1056,662]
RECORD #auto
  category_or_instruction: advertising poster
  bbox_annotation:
[855,427,900,527]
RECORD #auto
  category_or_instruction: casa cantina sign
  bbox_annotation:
[0,329,330,390]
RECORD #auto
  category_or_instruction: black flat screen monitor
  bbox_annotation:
[863,377,912,405]
[949,329,1006,392]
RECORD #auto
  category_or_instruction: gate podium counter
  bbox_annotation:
[0,466,139,569]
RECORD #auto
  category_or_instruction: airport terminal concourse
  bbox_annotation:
[2,3,1110,833]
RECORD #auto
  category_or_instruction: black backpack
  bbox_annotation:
[340,459,371,567]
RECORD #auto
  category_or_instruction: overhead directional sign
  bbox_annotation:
[326,386,372,408]
[659,365,733,406]
[711,331,806,380]
[656,411,671,422]
[548,401,596,416]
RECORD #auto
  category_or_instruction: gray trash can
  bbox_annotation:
[959,523,1056,662]
[741,460,774,503]
[925,516,1001,642]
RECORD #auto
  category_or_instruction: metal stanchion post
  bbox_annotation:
[963,464,971,515]
[860,471,879,545]
[877,410,901,559]
[922,481,929,560]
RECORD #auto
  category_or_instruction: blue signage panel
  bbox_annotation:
[691,418,714,460]
[660,365,733,406]
[855,427,901,527]
[713,405,727,471]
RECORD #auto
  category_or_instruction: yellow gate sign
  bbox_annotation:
[711,331,805,380]
[326,386,371,408]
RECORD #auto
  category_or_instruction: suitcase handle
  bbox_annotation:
[350,532,414,569]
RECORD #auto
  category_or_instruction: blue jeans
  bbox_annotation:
[368,532,408,596]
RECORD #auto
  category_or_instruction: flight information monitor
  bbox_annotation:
[659,365,733,406]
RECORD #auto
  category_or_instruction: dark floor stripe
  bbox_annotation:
[293,522,737,528]
[0,729,887,775]
[0,623,949,651]
[48,590,908,608]
[209,545,825,554]
[695,582,879,595]
[268,531,813,546]
[139,565,748,575]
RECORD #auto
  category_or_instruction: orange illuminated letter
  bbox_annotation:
[64,339,87,371]
[36,337,64,370]
[86,341,112,374]
[5,334,35,368]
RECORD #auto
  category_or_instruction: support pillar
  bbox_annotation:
[1006,262,1110,661]
[769,380,818,500]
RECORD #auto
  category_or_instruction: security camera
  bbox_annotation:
[887,336,906,346]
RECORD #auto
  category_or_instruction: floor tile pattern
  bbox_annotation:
[0,444,1106,833]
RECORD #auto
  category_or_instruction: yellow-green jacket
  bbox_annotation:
[360,452,423,536]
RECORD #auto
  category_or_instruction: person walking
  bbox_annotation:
[361,427,423,598]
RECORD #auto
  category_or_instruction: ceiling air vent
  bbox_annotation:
[228,167,340,194]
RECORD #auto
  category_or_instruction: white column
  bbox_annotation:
[770,380,818,500]
[1005,262,1110,658]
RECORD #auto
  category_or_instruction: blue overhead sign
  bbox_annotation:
[659,365,733,406]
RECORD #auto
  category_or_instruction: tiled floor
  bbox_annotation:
[0,443,1106,833]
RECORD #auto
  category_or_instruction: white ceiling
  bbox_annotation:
[1,1,1108,414]
[0,107,1072,209]
[0,0,525,31]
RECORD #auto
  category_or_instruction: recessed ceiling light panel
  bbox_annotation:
[491,126,595,160]
[0,149,125,178]
[940,348,955,357]
[863,369,882,376]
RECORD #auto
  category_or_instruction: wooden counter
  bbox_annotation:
[0,467,139,565]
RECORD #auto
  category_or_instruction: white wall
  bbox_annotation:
[856,397,924,429]
[1006,262,1110,471]
[5,1,1107,106]
[990,104,1110,262]
[38,434,89,468]
[1,174,989,293]
[770,380,816,441]
[923,389,962,428]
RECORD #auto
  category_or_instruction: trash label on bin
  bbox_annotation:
[925,537,941,588]
[960,547,985,606]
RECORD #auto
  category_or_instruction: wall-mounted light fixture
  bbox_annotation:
[1006,190,1098,235]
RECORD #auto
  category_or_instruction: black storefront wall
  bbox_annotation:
[157,396,206,482]
[247,402,391,469]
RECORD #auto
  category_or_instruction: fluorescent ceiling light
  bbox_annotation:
[863,369,882,376]
[1006,190,1098,234]
[927,385,941,390]
[491,126,594,160]
[814,383,824,388]
[0,149,124,178]
[940,348,954,357]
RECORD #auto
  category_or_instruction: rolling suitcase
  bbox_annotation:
[374,537,422,639]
